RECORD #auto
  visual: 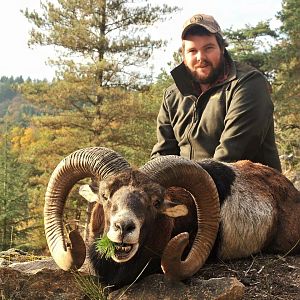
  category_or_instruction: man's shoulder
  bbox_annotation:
[234,61,263,78]
[230,61,272,97]
[164,83,180,99]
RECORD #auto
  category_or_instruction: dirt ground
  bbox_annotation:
[197,254,300,300]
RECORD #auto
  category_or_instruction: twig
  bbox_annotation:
[244,256,256,276]
[116,259,152,300]
[278,239,300,259]
[257,266,265,274]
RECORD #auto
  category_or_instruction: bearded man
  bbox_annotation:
[151,13,282,171]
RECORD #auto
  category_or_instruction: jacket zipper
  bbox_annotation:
[186,98,199,160]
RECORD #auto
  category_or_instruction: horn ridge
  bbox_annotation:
[141,155,220,281]
[44,147,130,271]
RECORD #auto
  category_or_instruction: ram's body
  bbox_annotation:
[85,159,299,286]
[201,160,299,257]
[44,148,300,288]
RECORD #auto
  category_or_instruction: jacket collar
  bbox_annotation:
[171,50,237,96]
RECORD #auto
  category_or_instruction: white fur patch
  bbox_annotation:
[218,173,275,259]
[107,211,141,244]
[79,184,99,202]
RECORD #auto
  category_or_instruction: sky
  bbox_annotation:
[0,0,283,81]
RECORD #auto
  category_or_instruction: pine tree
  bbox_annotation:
[0,122,31,250]
[21,0,179,149]
[223,21,278,78]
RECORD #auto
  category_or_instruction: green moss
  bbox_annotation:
[95,234,115,259]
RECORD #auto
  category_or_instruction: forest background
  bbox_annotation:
[0,0,299,252]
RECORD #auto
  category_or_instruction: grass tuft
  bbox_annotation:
[73,271,109,300]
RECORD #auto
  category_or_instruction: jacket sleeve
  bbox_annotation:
[151,90,180,159]
[213,71,274,162]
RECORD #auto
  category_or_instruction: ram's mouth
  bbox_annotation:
[112,242,139,262]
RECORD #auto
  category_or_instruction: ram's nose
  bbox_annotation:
[114,220,136,236]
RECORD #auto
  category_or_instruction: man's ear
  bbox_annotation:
[79,184,99,203]
[160,198,188,218]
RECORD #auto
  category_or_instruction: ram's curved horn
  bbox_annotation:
[140,156,220,281]
[44,147,131,271]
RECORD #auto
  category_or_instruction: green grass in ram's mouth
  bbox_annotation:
[95,234,115,259]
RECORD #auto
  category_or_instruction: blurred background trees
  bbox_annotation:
[21,0,179,160]
[271,0,300,173]
[0,0,298,252]
[223,0,299,173]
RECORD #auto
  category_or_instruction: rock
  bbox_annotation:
[189,277,245,300]
[0,256,98,300]
[0,258,10,266]
[0,248,48,264]
[8,258,60,274]
[0,248,27,256]
[0,267,87,300]
[109,274,245,300]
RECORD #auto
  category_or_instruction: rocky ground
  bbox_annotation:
[0,249,299,299]
[198,254,300,299]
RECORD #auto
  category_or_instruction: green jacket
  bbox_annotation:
[151,52,282,171]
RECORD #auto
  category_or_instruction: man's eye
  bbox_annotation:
[101,193,108,201]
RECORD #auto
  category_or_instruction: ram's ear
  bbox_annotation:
[79,184,99,203]
[160,199,188,218]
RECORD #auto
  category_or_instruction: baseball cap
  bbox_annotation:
[181,13,223,39]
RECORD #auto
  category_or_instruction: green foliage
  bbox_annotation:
[271,0,300,173]
[272,0,300,95]
[8,123,92,251]
[224,21,278,76]
[95,234,115,259]
[0,76,45,126]
[0,81,18,120]
[0,76,25,85]
[0,83,17,103]
[0,125,32,250]
[277,0,300,43]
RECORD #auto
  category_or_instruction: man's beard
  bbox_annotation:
[185,55,224,85]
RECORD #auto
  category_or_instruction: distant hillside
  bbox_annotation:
[0,79,43,126]
[0,82,18,118]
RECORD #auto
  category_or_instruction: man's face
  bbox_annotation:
[183,34,224,84]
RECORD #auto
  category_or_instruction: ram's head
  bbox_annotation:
[44,147,220,281]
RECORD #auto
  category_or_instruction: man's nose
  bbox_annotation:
[196,51,203,61]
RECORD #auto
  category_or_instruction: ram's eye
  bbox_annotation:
[153,199,161,209]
